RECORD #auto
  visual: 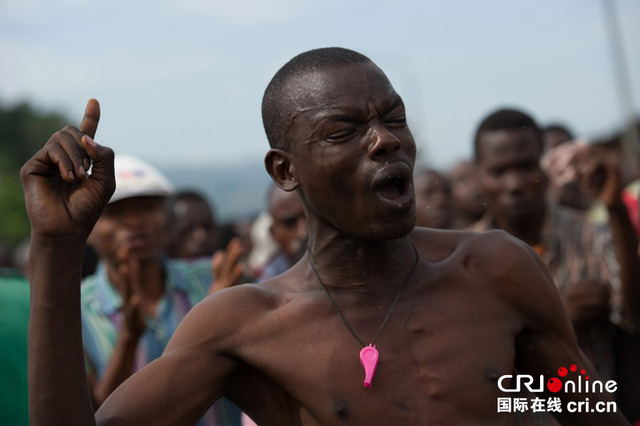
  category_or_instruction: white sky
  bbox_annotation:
[2,0,639,172]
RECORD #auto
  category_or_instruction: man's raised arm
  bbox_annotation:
[22,99,115,426]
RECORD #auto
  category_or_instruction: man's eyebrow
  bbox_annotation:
[310,107,363,124]
[307,94,405,123]
[383,96,405,113]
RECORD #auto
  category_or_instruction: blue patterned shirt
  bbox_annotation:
[81,257,241,426]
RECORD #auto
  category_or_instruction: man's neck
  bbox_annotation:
[306,232,418,294]
[494,214,546,247]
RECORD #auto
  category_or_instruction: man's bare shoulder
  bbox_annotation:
[410,227,565,335]
[411,227,527,268]
[171,272,312,350]
[410,227,554,296]
[162,284,269,352]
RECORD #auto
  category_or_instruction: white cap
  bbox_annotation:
[109,155,174,204]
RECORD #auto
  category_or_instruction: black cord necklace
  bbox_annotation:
[308,242,420,388]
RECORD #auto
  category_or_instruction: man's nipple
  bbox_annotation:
[331,398,350,419]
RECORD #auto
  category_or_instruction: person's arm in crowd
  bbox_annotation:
[23,99,249,426]
[541,143,616,328]
[90,248,147,407]
[22,99,113,426]
[576,145,640,328]
[209,237,245,293]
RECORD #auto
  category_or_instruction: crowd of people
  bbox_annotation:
[1,47,639,425]
[414,108,640,424]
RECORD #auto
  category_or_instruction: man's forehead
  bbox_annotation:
[477,129,542,163]
[282,62,397,111]
[480,129,539,150]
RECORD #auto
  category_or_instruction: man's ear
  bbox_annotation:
[265,149,299,191]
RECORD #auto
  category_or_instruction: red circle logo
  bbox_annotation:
[547,378,562,393]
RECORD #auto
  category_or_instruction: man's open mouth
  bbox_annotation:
[372,164,414,207]
[377,175,408,199]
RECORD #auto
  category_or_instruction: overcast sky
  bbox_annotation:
[2,0,639,172]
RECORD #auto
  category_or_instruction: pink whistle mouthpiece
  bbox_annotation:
[360,344,379,388]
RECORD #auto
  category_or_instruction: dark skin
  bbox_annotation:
[448,160,486,229]
[568,144,640,329]
[476,129,610,329]
[268,185,307,264]
[85,195,168,406]
[414,170,454,229]
[542,138,594,212]
[475,128,548,246]
[167,197,219,259]
[477,130,640,329]
[85,191,243,405]
[542,128,572,152]
[23,63,629,425]
[86,244,148,407]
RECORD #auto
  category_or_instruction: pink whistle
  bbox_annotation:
[359,344,379,388]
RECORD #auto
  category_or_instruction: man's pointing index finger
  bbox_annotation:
[79,98,100,139]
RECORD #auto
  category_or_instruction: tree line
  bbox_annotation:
[0,101,70,249]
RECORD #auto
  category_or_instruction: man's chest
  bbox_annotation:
[239,287,520,424]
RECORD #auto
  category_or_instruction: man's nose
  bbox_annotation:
[120,208,146,226]
[367,123,401,159]
[190,226,208,244]
[503,171,527,194]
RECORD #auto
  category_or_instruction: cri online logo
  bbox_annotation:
[547,364,588,393]
[498,364,617,394]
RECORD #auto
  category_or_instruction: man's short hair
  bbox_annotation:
[165,190,217,228]
[473,108,542,160]
[262,47,372,151]
[543,123,574,139]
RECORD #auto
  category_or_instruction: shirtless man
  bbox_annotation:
[23,48,628,425]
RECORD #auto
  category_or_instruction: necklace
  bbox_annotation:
[308,242,420,388]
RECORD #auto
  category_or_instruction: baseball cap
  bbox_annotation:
[109,154,174,204]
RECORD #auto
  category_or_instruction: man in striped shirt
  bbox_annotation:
[472,108,640,423]
[80,154,240,426]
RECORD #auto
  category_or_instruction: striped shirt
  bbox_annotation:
[81,257,241,426]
